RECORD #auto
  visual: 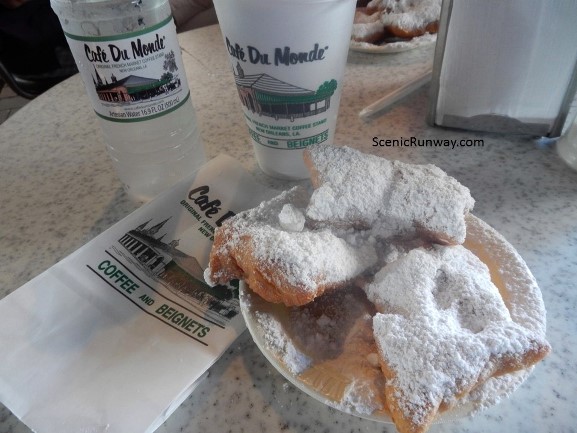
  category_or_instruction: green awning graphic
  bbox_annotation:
[255,90,333,105]
[233,67,338,120]
[125,78,170,94]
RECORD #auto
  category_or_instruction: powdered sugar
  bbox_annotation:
[207,185,379,304]
[366,246,511,326]
[368,0,441,32]
[212,145,549,430]
[278,203,306,232]
[350,32,436,54]
[334,379,384,415]
[351,21,384,43]
[367,245,545,427]
[461,368,531,414]
[254,310,312,375]
[249,228,377,290]
[352,0,441,47]
[237,211,549,428]
[375,313,489,425]
[306,144,474,244]
[352,8,383,43]
[463,214,548,339]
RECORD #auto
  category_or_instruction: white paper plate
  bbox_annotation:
[239,214,545,424]
[350,33,436,54]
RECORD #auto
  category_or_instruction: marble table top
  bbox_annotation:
[1,24,576,433]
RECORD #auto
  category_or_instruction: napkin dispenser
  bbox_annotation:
[428,0,577,137]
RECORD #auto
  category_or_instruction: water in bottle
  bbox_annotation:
[50,0,205,202]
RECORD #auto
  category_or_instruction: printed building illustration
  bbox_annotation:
[92,67,180,103]
[118,218,239,319]
[233,63,337,121]
[118,218,176,275]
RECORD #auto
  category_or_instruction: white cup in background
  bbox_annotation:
[213,0,356,179]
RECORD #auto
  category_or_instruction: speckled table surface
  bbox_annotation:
[1,24,576,433]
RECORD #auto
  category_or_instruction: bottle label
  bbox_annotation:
[64,16,189,123]
[215,0,354,156]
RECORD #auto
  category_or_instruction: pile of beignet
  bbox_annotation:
[205,144,551,433]
[352,0,441,46]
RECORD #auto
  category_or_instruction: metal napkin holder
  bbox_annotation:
[428,0,577,137]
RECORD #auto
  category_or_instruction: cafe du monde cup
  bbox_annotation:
[213,0,356,180]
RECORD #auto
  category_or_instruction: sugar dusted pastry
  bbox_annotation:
[352,9,385,44]
[206,186,378,306]
[368,0,441,39]
[206,144,551,433]
[352,0,441,45]
[304,144,474,245]
[365,245,551,433]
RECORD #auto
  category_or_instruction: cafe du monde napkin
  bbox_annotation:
[0,155,276,433]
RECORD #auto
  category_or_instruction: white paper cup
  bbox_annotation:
[213,0,356,179]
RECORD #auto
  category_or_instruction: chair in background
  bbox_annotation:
[0,0,77,99]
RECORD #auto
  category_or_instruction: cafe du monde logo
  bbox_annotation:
[225,37,337,122]
[83,31,183,106]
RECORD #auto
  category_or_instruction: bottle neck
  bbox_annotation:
[51,0,171,37]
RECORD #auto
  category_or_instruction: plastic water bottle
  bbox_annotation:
[50,0,205,202]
